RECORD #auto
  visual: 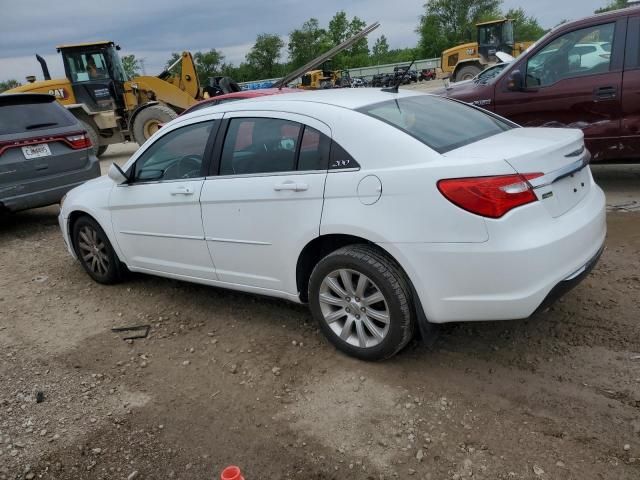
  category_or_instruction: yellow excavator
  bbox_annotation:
[5,42,218,156]
[442,19,535,82]
[298,62,352,89]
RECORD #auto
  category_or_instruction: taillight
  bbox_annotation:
[66,133,92,149]
[437,173,543,219]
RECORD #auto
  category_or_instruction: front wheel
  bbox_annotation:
[72,216,122,284]
[132,104,177,145]
[308,245,415,361]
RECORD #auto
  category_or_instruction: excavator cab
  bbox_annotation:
[57,42,127,113]
[476,19,515,62]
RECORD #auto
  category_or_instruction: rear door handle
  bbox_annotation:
[274,181,308,192]
[594,86,617,100]
[170,185,194,195]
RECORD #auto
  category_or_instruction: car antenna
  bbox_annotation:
[382,59,415,94]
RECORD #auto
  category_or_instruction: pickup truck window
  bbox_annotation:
[526,23,615,88]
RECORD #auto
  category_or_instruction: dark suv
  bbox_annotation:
[436,6,640,162]
[0,94,100,212]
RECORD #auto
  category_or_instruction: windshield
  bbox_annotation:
[106,47,128,82]
[0,100,75,136]
[358,95,513,154]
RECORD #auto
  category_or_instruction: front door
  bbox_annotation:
[110,118,219,280]
[494,19,625,161]
[200,113,331,295]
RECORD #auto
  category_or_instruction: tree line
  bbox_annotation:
[0,0,633,91]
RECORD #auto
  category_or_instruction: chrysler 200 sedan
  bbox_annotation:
[58,89,606,360]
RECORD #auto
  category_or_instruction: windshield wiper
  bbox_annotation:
[25,122,58,130]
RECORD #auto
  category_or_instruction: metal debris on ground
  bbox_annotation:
[111,324,151,340]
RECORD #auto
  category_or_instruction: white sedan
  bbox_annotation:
[58,89,606,360]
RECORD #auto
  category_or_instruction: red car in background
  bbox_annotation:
[182,88,300,116]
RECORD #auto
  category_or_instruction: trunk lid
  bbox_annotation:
[444,127,590,217]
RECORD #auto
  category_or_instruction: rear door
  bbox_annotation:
[620,14,640,159]
[200,112,331,295]
[493,18,626,161]
[0,97,90,198]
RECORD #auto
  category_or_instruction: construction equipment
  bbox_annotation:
[298,63,352,89]
[4,42,226,156]
[274,22,380,89]
[442,19,534,82]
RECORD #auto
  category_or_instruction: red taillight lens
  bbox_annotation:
[437,173,543,219]
[66,133,92,149]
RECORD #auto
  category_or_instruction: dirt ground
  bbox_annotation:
[1,146,639,480]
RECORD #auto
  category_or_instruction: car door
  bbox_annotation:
[109,116,220,280]
[620,14,640,159]
[494,19,625,161]
[200,112,331,295]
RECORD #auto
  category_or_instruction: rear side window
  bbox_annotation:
[358,95,512,153]
[0,100,76,135]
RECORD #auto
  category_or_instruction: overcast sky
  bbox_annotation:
[0,0,608,82]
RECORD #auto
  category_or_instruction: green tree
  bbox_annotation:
[595,0,629,13]
[417,0,502,58]
[505,7,546,41]
[193,49,225,84]
[372,35,390,63]
[121,54,141,79]
[287,18,332,68]
[246,33,285,78]
[0,79,21,93]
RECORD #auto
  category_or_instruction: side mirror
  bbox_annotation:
[507,69,524,91]
[108,163,129,184]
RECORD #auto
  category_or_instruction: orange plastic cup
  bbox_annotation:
[221,465,244,480]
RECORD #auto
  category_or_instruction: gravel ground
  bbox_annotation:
[1,145,639,480]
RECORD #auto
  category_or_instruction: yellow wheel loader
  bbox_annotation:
[5,42,210,156]
[442,19,535,82]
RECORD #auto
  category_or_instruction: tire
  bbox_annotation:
[72,216,122,285]
[132,104,177,145]
[455,64,482,82]
[79,120,101,158]
[308,245,415,361]
[97,145,108,157]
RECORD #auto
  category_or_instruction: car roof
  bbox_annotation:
[180,88,425,122]
[0,93,56,106]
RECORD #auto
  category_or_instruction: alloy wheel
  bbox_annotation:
[318,268,390,348]
[77,225,110,276]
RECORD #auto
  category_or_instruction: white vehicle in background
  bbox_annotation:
[58,89,606,361]
[570,42,611,68]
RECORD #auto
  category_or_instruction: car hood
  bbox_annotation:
[432,79,484,97]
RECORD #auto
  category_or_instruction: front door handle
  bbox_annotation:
[274,181,309,192]
[594,86,617,100]
[170,185,194,195]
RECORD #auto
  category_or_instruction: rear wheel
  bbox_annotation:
[132,104,177,145]
[455,64,482,82]
[72,216,122,284]
[308,245,415,361]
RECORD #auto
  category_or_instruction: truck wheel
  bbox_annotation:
[132,104,177,145]
[455,65,482,82]
[79,120,101,158]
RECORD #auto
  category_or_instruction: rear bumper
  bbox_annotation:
[383,183,607,323]
[0,156,100,212]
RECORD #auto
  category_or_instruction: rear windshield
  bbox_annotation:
[358,95,513,153]
[0,101,76,136]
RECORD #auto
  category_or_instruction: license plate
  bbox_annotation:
[22,143,52,159]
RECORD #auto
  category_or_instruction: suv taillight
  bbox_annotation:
[66,133,92,149]
[437,173,543,219]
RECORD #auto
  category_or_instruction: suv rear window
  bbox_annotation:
[0,99,76,136]
[358,95,513,153]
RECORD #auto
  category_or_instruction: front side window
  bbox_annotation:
[132,121,214,182]
[526,23,615,87]
[359,95,513,154]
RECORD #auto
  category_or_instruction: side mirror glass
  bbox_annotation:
[108,163,129,184]
[507,69,524,91]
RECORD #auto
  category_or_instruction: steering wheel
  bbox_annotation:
[176,154,202,179]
